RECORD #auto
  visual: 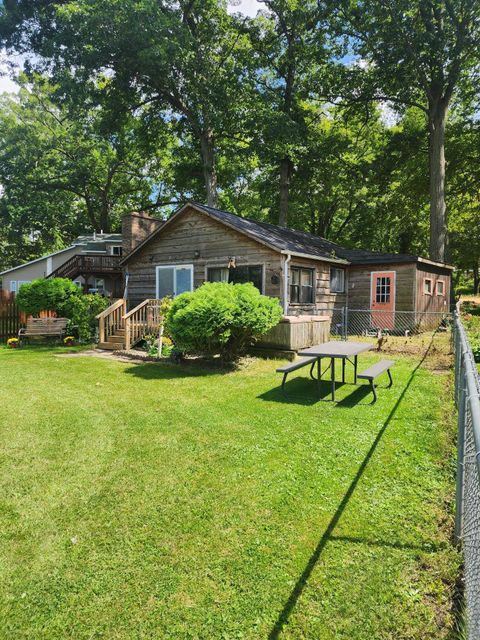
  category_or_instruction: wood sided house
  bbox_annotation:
[99,202,453,351]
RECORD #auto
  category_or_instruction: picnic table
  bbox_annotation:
[298,341,374,401]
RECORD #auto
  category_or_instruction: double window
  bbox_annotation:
[207,265,263,292]
[156,265,194,298]
[290,267,314,304]
[111,246,123,256]
[330,267,345,293]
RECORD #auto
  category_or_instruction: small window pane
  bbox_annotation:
[330,268,345,293]
[424,279,432,295]
[207,267,229,283]
[176,267,193,295]
[436,280,445,295]
[228,265,263,291]
[290,267,314,304]
[157,267,175,298]
[10,281,17,293]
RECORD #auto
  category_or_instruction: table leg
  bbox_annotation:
[354,355,358,384]
[317,358,321,395]
[342,357,346,384]
[331,357,336,402]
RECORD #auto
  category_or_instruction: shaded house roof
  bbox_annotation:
[121,201,454,270]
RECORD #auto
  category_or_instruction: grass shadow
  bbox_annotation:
[258,377,334,405]
[268,335,435,639]
[123,360,225,380]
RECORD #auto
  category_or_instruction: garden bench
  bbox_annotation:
[357,359,394,403]
[276,356,317,396]
[18,317,69,343]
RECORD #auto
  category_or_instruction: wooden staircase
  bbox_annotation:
[96,298,163,351]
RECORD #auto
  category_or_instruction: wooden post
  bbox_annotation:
[125,317,131,351]
[99,316,105,343]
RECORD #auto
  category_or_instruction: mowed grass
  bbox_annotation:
[0,343,459,639]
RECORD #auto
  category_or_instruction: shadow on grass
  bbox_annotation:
[122,360,228,380]
[268,336,435,639]
[258,377,376,407]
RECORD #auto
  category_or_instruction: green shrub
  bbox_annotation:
[16,278,81,316]
[59,294,109,342]
[165,282,283,361]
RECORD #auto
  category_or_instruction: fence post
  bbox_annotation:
[455,359,466,543]
[344,306,348,341]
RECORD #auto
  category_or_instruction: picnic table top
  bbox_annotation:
[298,340,374,358]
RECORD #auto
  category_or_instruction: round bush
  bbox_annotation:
[16,278,81,316]
[165,282,283,361]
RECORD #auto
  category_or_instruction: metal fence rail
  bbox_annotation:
[454,314,480,639]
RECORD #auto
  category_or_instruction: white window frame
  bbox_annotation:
[436,280,445,296]
[110,245,123,256]
[330,267,346,293]
[9,281,17,293]
[156,264,194,298]
[17,280,31,289]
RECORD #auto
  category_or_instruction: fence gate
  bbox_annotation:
[0,291,22,342]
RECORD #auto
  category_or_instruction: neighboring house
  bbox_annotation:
[121,202,453,325]
[0,232,125,298]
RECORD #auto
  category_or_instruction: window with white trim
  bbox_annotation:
[9,281,17,293]
[424,278,432,295]
[17,281,30,290]
[290,267,314,304]
[156,265,194,298]
[436,280,445,296]
[330,267,345,293]
[111,245,123,256]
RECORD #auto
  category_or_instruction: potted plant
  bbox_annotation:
[7,337,19,349]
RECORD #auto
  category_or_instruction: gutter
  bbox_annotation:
[283,253,291,315]
[280,249,350,266]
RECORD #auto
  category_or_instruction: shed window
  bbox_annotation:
[436,280,445,296]
[290,267,314,304]
[424,278,433,295]
[207,265,263,292]
[330,268,345,293]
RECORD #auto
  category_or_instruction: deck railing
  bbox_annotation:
[49,254,123,280]
[123,299,163,350]
[96,298,127,344]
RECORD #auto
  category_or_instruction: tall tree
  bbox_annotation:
[0,0,252,207]
[248,0,331,227]
[0,75,171,268]
[333,0,480,262]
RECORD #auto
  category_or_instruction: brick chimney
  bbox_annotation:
[122,211,164,255]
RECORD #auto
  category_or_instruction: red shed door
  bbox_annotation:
[371,271,395,329]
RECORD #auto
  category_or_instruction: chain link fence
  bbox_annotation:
[327,307,451,339]
[454,313,480,639]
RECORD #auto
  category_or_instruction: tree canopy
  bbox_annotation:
[0,0,479,283]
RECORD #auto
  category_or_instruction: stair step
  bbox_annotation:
[116,329,125,335]
[108,335,126,343]
[97,342,124,351]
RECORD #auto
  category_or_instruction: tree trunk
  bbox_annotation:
[279,157,292,227]
[473,261,479,294]
[428,99,448,263]
[200,130,218,208]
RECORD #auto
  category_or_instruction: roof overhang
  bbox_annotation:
[417,256,455,270]
[280,250,350,266]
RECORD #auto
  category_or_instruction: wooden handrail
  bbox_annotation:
[96,298,126,344]
[123,298,163,350]
[96,298,125,320]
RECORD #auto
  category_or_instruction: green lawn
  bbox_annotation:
[0,344,459,639]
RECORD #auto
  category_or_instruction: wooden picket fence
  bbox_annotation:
[0,291,56,342]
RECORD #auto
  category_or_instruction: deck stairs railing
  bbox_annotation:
[96,298,163,350]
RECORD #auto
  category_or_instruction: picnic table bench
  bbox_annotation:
[18,317,69,343]
[357,359,394,403]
